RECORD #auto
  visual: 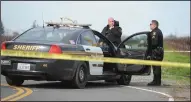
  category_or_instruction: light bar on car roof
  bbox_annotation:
[46,22,92,28]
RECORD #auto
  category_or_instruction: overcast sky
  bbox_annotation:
[1,1,190,37]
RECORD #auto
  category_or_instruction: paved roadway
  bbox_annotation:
[3,72,189,101]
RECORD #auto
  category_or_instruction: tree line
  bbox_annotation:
[0,20,4,35]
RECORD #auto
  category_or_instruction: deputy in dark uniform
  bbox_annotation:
[148,20,164,86]
[100,17,122,46]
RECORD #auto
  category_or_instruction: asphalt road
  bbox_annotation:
[2,73,186,101]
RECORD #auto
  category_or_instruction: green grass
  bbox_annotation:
[162,43,190,83]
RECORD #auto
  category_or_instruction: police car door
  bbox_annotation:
[117,31,151,75]
[79,31,104,75]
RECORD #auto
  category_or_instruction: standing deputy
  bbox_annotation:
[148,20,164,86]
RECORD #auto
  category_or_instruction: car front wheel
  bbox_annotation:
[6,76,24,86]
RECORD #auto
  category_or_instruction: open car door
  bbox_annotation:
[116,31,152,75]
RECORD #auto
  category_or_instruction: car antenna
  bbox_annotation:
[41,12,46,35]
[42,12,45,28]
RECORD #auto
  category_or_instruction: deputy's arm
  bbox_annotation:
[98,27,107,46]
[110,27,122,37]
[101,27,107,36]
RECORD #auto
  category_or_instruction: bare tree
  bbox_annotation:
[13,31,19,37]
[32,20,37,28]
[166,33,177,39]
[0,20,4,35]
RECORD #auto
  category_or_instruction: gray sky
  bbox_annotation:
[1,1,190,37]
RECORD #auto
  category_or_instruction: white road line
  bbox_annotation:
[164,51,190,53]
[124,86,174,101]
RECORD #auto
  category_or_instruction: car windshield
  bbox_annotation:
[15,27,79,44]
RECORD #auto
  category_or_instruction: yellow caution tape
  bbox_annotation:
[1,49,190,68]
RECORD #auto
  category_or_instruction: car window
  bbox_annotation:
[14,28,78,44]
[77,35,81,44]
[81,31,97,46]
[120,34,148,51]
[95,35,100,42]
[94,34,110,52]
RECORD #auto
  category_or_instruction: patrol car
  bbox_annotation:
[1,22,152,89]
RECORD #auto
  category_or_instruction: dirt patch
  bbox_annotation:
[163,79,190,101]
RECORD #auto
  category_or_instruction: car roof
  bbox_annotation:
[33,26,91,35]
[38,26,90,31]
[27,26,93,42]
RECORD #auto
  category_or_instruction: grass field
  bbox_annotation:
[162,43,190,84]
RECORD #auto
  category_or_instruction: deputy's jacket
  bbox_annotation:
[101,25,122,46]
[150,27,163,49]
[150,27,164,61]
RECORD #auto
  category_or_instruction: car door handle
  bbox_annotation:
[86,48,90,51]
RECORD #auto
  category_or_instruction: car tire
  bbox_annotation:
[6,76,24,86]
[71,62,88,89]
[116,75,132,85]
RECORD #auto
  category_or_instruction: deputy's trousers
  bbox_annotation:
[152,65,161,83]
